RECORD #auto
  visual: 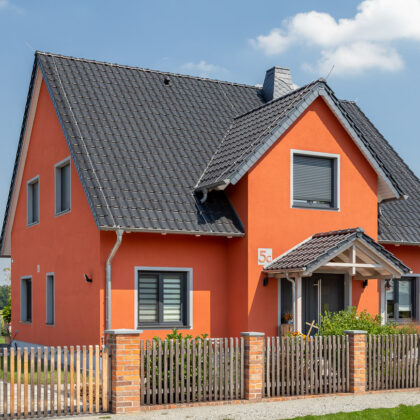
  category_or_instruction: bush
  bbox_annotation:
[316,306,417,336]
[153,328,208,342]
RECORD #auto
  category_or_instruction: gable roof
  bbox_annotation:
[263,228,410,275]
[1,51,419,255]
[340,101,420,245]
[196,80,404,203]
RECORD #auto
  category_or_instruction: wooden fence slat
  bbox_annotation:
[198,339,202,402]
[24,348,28,418]
[37,348,42,416]
[175,340,179,404]
[169,340,174,405]
[276,337,281,397]
[193,340,197,403]
[140,341,145,406]
[309,337,314,395]
[281,337,285,396]
[286,337,290,396]
[228,338,233,401]
[181,339,185,403]
[314,337,319,395]
[63,347,68,416]
[70,347,74,415]
[219,339,223,401]
[4,348,8,418]
[17,348,22,419]
[88,346,93,414]
[11,348,15,419]
[43,348,48,416]
[271,337,276,397]
[57,347,62,416]
[51,347,56,416]
[266,337,270,397]
[158,340,162,405]
[240,337,244,399]
[82,346,87,413]
[203,339,208,402]
[300,337,304,395]
[224,338,229,401]
[163,340,168,405]
[101,346,109,412]
[94,346,99,413]
[186,339,190,403]
[75,346,80,414]
[145,341,151,405]
[235,338,239,400]
[151,340,156,405]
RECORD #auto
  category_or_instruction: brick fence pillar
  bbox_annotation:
[345,330,367,393]
[105,329,142,414]
[241,332,265,400]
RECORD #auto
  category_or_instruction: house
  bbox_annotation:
[1,52,419,347]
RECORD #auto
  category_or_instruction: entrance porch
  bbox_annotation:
[264,228,411,333]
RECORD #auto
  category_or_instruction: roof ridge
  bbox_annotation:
[35,51,261,90]
[232,79,324,120]
[312,227,363,238]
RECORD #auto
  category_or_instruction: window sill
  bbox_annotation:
[138,325,191,330]
[46,323,55,327]
[55,209,71,217]
[20,321,32,325]
[292,205,339,212]
[26,221,39,228]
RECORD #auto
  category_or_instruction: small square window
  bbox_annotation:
[27,177,39,225]
[292,153,339,209]
[21,277,32,323]
[137,271,189,328]
[55,160,71,215]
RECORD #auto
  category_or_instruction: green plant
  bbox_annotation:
[153,328,208,342]
[1,296,11,336]
[316,306,412,336]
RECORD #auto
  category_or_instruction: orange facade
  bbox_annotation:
[10,77,420,346]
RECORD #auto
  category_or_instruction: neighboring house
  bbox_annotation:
[0,52,419,347]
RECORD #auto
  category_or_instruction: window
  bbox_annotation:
[27,177,39,225]
[55,160,71,214]
[20,277,32,323]
[292,152,339,209]
[386,277,416,321]
[46,274,55,325]
[137,271,189,328]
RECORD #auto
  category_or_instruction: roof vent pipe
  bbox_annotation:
[262,67,294,101]
[106,229,124,331]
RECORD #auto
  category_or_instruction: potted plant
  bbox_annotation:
[282,312,293,324]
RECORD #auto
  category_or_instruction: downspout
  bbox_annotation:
[106,229,124,331]
[285,272,296,331]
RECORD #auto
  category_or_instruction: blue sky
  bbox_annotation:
[0,0,420,237]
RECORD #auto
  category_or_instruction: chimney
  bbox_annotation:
[262,66,294,101]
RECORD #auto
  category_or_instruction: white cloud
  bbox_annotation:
[181,61,227,78]
[250,0,420,76]
[0,0,9,8]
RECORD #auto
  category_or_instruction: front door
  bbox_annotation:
[303,273,345,335]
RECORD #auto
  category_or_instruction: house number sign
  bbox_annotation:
[258,248,273,265]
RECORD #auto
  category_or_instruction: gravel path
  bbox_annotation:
[72,391,420,420]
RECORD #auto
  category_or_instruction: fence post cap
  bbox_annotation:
[343,330,367,335]
[104,329,143,335]
[240,331,265,337]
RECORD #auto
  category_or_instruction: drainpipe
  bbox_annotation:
[285,273,296,331]
[106,229,124,331]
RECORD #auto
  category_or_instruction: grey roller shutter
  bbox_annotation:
[293,155,333,204]
[163,274,182,322]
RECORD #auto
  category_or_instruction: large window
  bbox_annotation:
[55,159,71,215]
[27,177,39,225]
[137,271,189,328]
[292,152,338,209]
[20,277,32,323]
[386,277,416,321]
[46,274,55,325]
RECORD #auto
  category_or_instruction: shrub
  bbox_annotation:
[153,328,208,342]
[316,306,415,336]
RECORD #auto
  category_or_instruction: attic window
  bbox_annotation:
[27,176,39,226]
[55,158,71,215]
[292,151,340,210]
[163,76,170,85]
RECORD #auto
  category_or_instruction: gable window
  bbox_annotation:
[292,151,339,210]
[46,274,55,325]
[55,159,71,215]
[137,270,190,328]
[27,177,39,225]
[386,277,417,322]
[20,277,32,323]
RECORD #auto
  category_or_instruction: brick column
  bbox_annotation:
[241,332,265,400]
[105,329,142,414]
[345,330,367,393]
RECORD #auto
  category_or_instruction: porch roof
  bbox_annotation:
[263,228,410,279]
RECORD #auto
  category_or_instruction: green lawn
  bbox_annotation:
[292,404,420,419]
[0,336,5,344]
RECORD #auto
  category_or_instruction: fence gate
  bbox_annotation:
[0,346,109,417]
[140,338,244,405]
[264,336,349,397]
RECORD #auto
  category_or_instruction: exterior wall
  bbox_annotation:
[227,97,379,336]
[10,80,102,346]
[385,245,420,274]
[101,231,230,340]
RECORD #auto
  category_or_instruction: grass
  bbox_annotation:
[290,404,420,419]
[0,336,5,344]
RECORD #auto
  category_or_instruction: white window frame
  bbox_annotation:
[134,266,193,330]
[20,276,33,323]
[46,272,55,326]
[290,149,340,211]
[54,157,71,216]
[27,175,40,226]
